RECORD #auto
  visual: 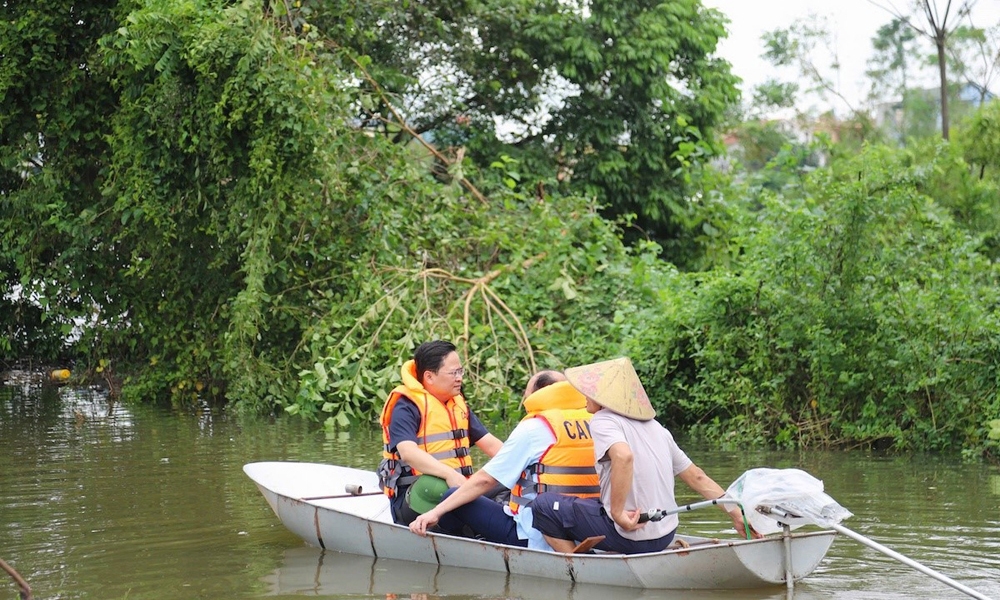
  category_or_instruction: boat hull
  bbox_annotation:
[245,461,836,590]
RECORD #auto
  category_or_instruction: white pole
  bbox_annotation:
[782,523,794,592]
[831,524,994,600]
[639,498,743,523]
[660,497,741,516]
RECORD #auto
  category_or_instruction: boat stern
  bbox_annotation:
[733,530,837,584]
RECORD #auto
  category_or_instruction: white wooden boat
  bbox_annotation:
[244,461,837,590]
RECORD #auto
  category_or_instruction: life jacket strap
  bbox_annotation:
[536,483,601,495]
[420,429,469,444]
[428,446,470,461]
[533,464,596,475]
[397,474,420,487]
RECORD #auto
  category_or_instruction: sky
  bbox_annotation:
[702,0,1000,114]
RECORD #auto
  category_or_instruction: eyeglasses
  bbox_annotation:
[440,367,465,379]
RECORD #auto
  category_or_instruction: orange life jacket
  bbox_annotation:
[509,381,600,513]
[378,360,473,498]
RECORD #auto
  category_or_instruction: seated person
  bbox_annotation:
[531,357,760,554]
[408,370,599,550]
[379,340,502,525]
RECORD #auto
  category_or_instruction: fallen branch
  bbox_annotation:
[421,253,544,374]
[0,558,32,600]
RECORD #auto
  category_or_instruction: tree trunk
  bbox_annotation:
[936,37,949,140]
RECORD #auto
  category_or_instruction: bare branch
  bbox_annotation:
[0,558,32,600]
[334,45,491,205]
[868,0,931,38]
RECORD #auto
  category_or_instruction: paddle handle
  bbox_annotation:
[639,498,742,523]
[300,491,384,501]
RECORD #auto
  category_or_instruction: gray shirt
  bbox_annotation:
[591,409,693,540]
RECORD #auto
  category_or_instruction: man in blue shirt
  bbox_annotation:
[409,370,598,550]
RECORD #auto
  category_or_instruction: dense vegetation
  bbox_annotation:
[2,0,998,458]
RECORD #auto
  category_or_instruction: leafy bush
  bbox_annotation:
[292,152,664,428]
[631,145,1000,454]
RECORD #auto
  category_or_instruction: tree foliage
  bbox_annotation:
[946,24,1000,105]
[958,99,1000,179]
[1,1,121,361]
[869,0,976,140]
[761,16,863,119]
[3,0,999,459]
[2,0,664,422]
[629,144,1000,454]
[302,0,740,265]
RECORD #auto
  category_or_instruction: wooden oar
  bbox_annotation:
[0,557,32,600]
[829,522,994,600]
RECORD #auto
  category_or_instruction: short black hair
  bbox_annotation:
[530,370,561,393]
[414,340,457,382]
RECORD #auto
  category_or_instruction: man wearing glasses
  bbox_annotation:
[379,340,503,525]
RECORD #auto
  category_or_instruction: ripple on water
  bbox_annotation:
[3,385,1000,600]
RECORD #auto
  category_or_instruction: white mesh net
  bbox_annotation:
[725,468,853,535]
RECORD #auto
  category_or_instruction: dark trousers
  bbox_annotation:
[531,493,675,554]
[435,487,528,547]
[390,486,420,525]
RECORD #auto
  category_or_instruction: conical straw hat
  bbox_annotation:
[564,357,656,421]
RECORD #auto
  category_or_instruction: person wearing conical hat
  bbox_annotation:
[531,357,759,554]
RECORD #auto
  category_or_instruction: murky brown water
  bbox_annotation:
[1,379,998,599]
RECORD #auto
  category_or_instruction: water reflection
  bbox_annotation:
[264,546,834,600]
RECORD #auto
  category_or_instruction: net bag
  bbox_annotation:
[726,468,853,535]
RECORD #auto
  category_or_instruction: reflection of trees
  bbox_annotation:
[0,382,64,437]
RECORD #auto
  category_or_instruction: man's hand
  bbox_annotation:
[409,510,440,536]
[730,511,763,539]
[612,508,644,532]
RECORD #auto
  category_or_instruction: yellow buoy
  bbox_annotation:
[50,369,71,382]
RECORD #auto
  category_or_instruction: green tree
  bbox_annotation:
[1,0,675,423]
[757,17,884,155]
[868,19,919,99]
[948,101,1000,258]
[748,80,800,115]
[870,0,976,140]
[304,0,741,266]
[0,1,121,362]
[630,144,1000,454]
[959,99,1000,178]
[761,16,863,119]
[2,0,396,406]
[866,18,919,141]
[948,24,1000,104]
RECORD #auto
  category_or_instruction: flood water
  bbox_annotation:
[1,379,998,600]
